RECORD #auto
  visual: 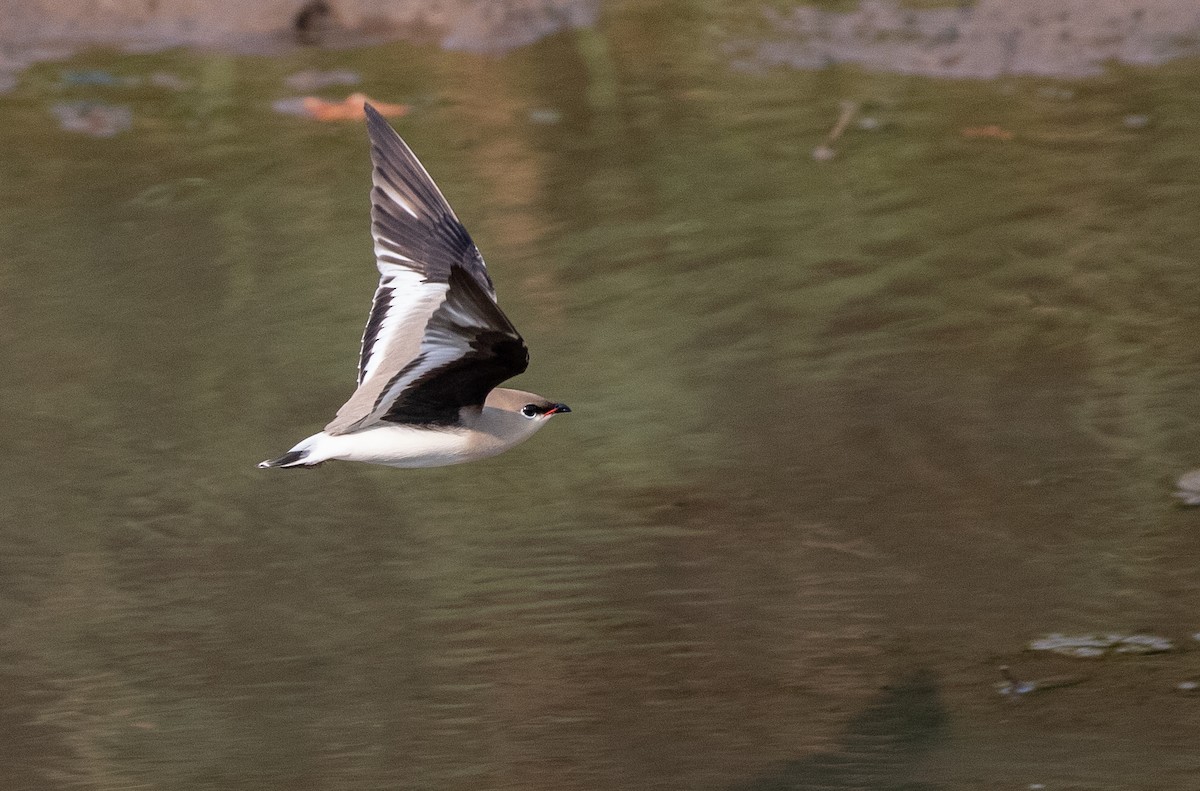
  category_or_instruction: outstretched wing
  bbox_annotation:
[376,265,528,426]
[324,104,524,434]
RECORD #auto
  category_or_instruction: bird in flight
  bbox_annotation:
[259,105,569,470]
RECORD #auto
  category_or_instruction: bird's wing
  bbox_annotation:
[324,104,524,434]
[375,264,528,426]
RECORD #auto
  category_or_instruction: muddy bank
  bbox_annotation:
[733,0,1200,78]
[0,0,596,87]
[5,0,1200,87]
[0,0,595,52]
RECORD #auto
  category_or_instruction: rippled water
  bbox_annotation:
[3,7,1200,790]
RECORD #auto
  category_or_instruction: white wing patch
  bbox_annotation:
[357,268,447,385]
[367,291,494,418]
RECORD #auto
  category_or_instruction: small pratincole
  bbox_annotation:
[259,105,569,470]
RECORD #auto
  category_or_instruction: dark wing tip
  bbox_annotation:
[363,112,496,295]
[364,101,404,150]
[363,101,387,130]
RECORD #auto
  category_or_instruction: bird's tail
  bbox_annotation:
[257,434,326,469]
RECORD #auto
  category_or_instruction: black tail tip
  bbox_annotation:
[257,449,309,469]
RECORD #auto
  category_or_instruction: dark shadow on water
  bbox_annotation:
[734,671,946,791]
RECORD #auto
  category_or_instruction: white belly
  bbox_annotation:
[314,425,484,468]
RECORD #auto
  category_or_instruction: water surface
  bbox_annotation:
[3,7,1200,789]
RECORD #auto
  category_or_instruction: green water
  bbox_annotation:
[3,14,1200,791]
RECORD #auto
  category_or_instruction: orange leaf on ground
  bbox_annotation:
[301,92,409,121]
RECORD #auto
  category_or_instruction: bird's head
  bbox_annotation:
[486,388,571,425]
[518,401,571,420]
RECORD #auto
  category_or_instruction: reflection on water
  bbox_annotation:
[735,671,944,791]
[3,4,1200,790]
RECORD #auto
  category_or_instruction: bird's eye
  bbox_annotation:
[520,405,539,418]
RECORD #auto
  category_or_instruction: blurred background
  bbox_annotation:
[3,1,1200,788]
